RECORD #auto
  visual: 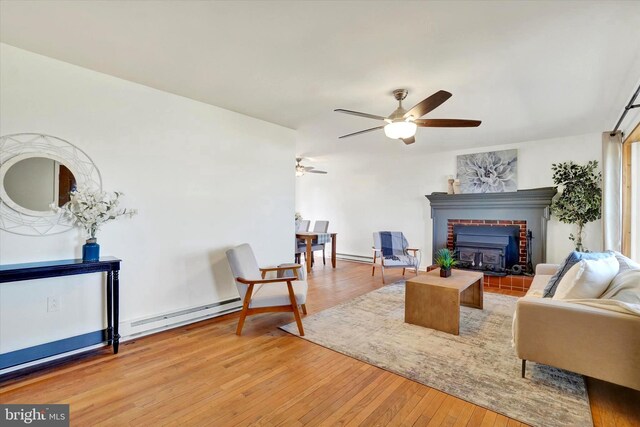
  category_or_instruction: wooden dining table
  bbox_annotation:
[296,232,337,274]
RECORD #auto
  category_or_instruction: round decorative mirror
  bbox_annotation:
[0,134,102,235]
[2,156,78,214]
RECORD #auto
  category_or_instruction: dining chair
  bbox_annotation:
[372,231,420,284]
[311,220,329,266]
[294,220,310,263]
[226,243,307,336]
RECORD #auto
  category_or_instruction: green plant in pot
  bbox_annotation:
[435,248,457,278]
[550,160,602,252]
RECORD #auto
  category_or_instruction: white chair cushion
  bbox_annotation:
[226,243,261,281]
[277,262,306,280]
[226,243,262,300]
[249,280,308,308]
[553,257,619,300]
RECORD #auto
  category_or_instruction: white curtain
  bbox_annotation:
[602,131,623,251]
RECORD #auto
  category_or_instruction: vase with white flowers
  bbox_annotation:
[54,188,137,262]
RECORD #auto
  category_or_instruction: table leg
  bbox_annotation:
[106,271,113,346]
[113,270,120,354]
[331,234,337,268]
[305,238,312,275]
[460,278,484,310]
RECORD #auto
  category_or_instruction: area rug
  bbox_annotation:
[280,282,592,427]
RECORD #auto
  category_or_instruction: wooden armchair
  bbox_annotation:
[226,244,307,336]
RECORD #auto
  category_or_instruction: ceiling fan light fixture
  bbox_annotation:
[295,165,305,176]
[384,121,417,139]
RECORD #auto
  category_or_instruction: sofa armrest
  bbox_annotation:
[535,263,560,276]
[514,297,640,390]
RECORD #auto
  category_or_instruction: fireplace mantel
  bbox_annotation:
[426,187,558,209]
[425,187,557,267]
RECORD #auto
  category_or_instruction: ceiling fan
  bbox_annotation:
[296,157,327,177]
[335,89,481,145]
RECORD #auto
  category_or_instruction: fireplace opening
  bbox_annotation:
[452,224,522,276]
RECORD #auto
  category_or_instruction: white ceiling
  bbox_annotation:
[1,1,639,150]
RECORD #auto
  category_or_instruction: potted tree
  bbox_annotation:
[551,160,602,252]
[435,248,457,278]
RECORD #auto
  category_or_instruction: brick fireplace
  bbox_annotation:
[447,219,528,270]
[425,187,557,276]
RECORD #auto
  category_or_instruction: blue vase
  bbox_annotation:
[82,238,100,262]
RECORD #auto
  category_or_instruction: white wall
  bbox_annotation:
[0,44,296,354]
[296,132,603,267]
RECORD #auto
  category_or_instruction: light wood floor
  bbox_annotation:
[1,261,639,426]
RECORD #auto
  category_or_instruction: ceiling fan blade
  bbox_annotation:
[403,90,452,119]
[401,136,415,145]
[335,109,386,121]
[338,126,384,139]
[307,170,327,174]
[415,119,481,127]
[303,166,315,171]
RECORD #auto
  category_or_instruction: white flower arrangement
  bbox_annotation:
[52,188,137,239]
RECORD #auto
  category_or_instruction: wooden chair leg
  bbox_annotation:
[521,360,526,378]
[236,284,254,336]
[372,252,376,276]
[236,307,248,335]
[286,281,304,336]
[381,266,385,285]
[322,247,326,265]
[402,268,406,276]
[301,304,307,315]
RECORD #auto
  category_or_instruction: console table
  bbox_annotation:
[0,257,121,370]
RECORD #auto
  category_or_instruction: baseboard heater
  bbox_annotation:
[337,253,427,272]
[336,253,374,263]
[0,297,242,375]
[122,297,242,338]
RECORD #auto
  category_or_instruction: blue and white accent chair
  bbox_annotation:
[372,231,420,284]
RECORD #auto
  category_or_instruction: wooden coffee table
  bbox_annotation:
[405,269,483,335]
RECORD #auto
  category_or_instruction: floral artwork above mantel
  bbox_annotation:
[456,149,517,193]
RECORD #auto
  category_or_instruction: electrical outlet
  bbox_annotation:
[47,296,60,312]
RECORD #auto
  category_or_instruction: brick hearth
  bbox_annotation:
[447,219,528,268]
[426,265,533,291]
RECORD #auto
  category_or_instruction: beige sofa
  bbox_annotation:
[513,263,640,391]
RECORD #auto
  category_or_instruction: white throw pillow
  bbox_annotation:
[601,268,640,304]
[611,251,640,273]
[552,257,619,300]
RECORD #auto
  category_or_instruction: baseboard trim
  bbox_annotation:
[0,298,243,376]
[0,330,107,370]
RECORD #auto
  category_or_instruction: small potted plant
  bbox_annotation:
[435,248,457,278]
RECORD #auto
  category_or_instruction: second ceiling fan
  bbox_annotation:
[335,89,481,145]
